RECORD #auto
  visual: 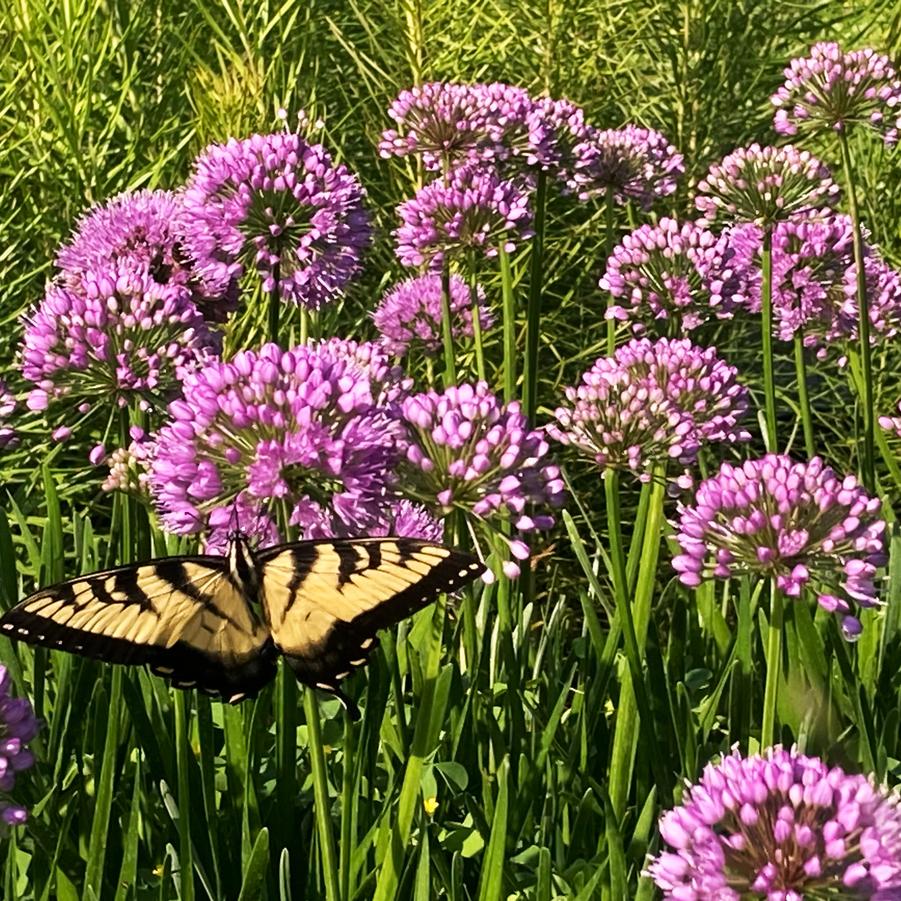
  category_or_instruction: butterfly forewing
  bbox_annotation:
[257,538,483,692]
[0,556,276,701]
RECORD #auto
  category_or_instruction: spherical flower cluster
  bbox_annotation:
[371,498,444,543]
[647,745,901,899]
[92,426,153,496]
[394,164,533,268]
[520,96,589,178]
[379,81,533,172]
[773,42,901,145]
[727,215,901,350]
[399,381,564,577]
[695,144,840,226]
[0,382,17,450]
[548,338,750,480]
[148,341,404,550]
[673,454,886,637]
[568,125,684,209]
[181,131,371,309]
[600,218,753,333]
[0,666,39,830]
[54,189,234,321]
[21,267,220,419]
[372,273,495,356]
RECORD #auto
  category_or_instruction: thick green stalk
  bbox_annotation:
[793,335,815,458]
[760,227,778,452]
[268,265,281,344]
[373,597,446,901]
[303,689,340,901]
[276,671,298,862]
[607,471,666,819]
[839,132,875,491]
[761,580,784,748]
[498,245,516,403]
[174,691,195,901]
[439,262,457,387]
[468,251,486,381]
[339,711,356,901]
[603,471,670,805]
[299,307,309,345]
[604,184,617,355]
[523,170,547,419]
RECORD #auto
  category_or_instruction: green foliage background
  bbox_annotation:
[2,1,901,898]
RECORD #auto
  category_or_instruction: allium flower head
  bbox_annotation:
[600,218,753,333]
[519,96,589,178]
[399,381,564,577]
[568,125,684,209]
[548,338,750,480]
[379,81,532,172]
[21,267,220,419]
[394,164,533,268]
[182,130,371,309]
[696,144,840,226]
[94,426,152,496]
[372,273,495,356]
[673,454,886,636]
[773,42,901,145]
[149,341,404,551]
[0,382,18,450]
[372,499,444,543]
[55,189,234,321]
[727,215,901,350]
[0,666,39,830]
[647,745,901,900]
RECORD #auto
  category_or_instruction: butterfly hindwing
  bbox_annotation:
[257,537,483,694]
[0,556,277,702]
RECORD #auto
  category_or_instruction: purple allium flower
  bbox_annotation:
[773,42,901,145]
[647,745,901,900]
[0,382,18,450]
[673,454,886,636]
[181,130,371,310]
[548,338,750,480]
[94,426,152,496]
[21,267,220,419]
[379,81,533,172]
[599,218,753,333]
[880,401,901,439]
[726,215,901,350]
[695,144,840,226]
[519,96,589,179]
[372,498,445,542]
[394,164,533,268]
[0,665,39,831]
[372,273,495,356]
[148,341,405,550]
[399,381,564,577]
[568,125,684,209]
[55,189,235,322]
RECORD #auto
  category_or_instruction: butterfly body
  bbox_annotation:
[1,536,482,715]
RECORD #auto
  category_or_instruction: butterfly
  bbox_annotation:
[0,534,483,717]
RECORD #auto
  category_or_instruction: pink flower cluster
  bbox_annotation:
[673,454,886,637]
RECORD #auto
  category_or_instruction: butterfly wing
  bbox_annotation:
[257,538,483,696]
[0,556,277,702]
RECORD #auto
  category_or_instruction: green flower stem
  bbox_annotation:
[839,132,876,492]
[523,169,547,419]
[499,244,516,403]
[760,226,778,452]
[440,262,457,388]
[605,184,617,356]
[276,670,298,861]
[339,710,356,901]
[303,688,340,901]
[608,469,666,819]
[793,335,815,458]
[875,424,901,492]
[373,596,447,901]
[174,690,195,901]
[468,251,486,381]
[761,580,784,749]
[299,307,309,345]
[269,264,281,344]
[603,470,670,806]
